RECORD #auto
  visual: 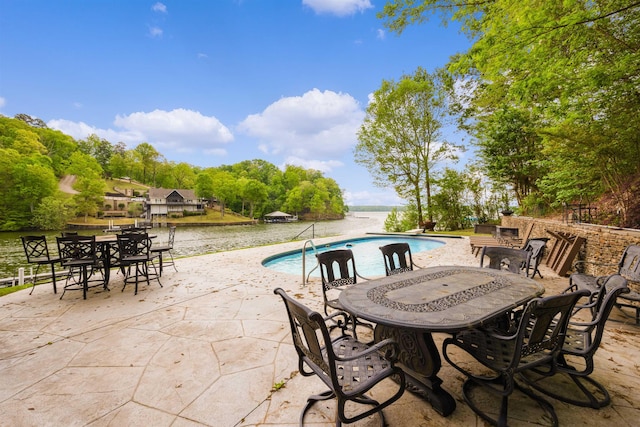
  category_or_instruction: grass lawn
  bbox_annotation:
[67,207,254,227]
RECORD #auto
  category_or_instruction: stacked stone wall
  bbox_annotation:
[501,216,640,280]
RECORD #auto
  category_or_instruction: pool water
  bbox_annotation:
[262,235,445,278]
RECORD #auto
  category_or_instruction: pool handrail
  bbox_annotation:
[302,239,320,285]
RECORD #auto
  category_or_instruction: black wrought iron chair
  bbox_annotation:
[442,289,589,427]
[379,242,416,276]
[117,232,161,295]
[56,235,106,300]
[273,288,405,426]
[316,249,373,339]
[21,235,61,295]
[520,274,629,409]
[522,237,550,279]
[480,246,532,277]
[570,244,640,324]
[151,226,177,276]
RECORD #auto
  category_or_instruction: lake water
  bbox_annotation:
[0,212,389,280]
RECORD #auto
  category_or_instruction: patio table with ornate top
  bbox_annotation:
[339,265,545,417]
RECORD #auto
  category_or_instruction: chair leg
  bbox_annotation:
[50,263,58,294]
[461,376,559,427]
[301,390,335,426]
[519,369,611,409]
[29,264,42,295]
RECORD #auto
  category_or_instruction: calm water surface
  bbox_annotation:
[0,212,388,279]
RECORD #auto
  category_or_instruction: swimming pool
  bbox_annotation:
[262,235,445,278]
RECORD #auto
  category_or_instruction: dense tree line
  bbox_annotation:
[374,0,640,228]
[0,115,346,231]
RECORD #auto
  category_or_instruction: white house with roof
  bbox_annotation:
[144,188,205,220]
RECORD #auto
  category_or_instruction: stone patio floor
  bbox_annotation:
[1,234,639,426]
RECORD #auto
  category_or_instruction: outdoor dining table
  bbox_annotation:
[95,234,156,285]
[338,265,545,417]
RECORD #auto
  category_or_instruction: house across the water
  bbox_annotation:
[144,188,206,220]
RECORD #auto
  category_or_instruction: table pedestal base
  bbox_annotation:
[375,325,456,416]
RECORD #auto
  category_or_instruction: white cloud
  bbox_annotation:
[152,2,167,13]
[47,119,145,145]
[148,26,163,38]
[48,108,233,157]
[283,156,344,173]
[0,97,5,108]
[302,0,373,16]
[377,29,385,40]
[238,88,364,162]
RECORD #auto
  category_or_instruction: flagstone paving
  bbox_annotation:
[1,235,638,426]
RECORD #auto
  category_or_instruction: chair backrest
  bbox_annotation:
[21,235,52,262]
[56,235,97,262]
[571,274,629,362]
[120,227,146,235]
[480,246,532,276]
[511,289,590,369]
[273,287,343,392]
[379,243,413,276]
[618,245,640,283]
[117,233,151,257]
[316,249,357,291]
[523,238,549,266]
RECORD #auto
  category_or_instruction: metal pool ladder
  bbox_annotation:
[302,240,320,285]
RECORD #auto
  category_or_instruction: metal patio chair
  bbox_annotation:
[522,237,550,279]
[21,235,61,295]
[56,235,106,300]
[480,245,532,277]
[274,287,405,426]
[316,249,373,339]
[117,232,162,295]
[379,242,416,276]
[442,289,589,426]
[520,274,630,408]
[570,244,640,324]
[151,226,177,275]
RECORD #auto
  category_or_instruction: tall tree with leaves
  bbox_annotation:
[355,67,461,224]
[134,142,161,185]
[380,0,640,225]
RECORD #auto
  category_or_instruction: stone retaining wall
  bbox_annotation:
[501,216,640,280]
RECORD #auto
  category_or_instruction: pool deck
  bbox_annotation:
[1,234,639,426]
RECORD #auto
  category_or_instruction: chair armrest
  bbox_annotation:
[323,311,351,329]
[336,338,401,363]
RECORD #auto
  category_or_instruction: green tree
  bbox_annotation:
[31,196,76,230]
[380,0,640,225]
[475,106,546,207]
[134,142,161,185]
[212,171,237,218]
[79,134,113,177]
[355,67,462,224]
[195,172,215,200]
[384,207,403,232]
[238,178,268,218]
[67,152,105,221]
[12,156,58,213]
[432,168,473,231]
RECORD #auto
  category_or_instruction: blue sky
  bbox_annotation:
[0,0,471,206]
